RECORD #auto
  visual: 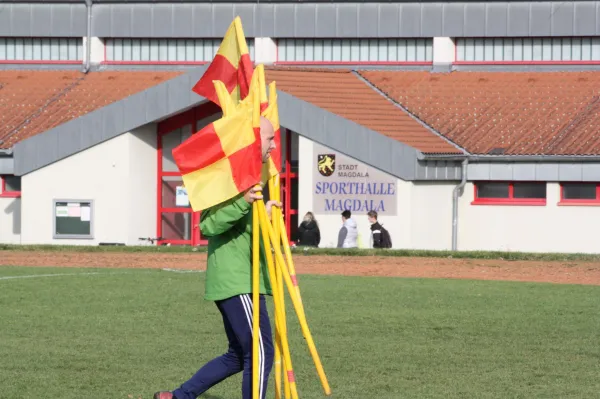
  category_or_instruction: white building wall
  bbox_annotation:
[409,181,454,250]
[298,137,600,253]
[432,37,456,65]
[21,125,157,246]
[297,136,412,249]
[83,37,105,65]
[126,124,158,245]
[458,182,600,253]
[0,197,21,244]
[254,37,277,64]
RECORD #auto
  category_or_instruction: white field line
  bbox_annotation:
[0,271,133,281]
[0,268,203,281]
[161,268,205,273]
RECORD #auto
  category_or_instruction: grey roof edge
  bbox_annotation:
[277,90,420,180]
[353,70,469,156]
[13,64,211,176]
[12,65,422,179]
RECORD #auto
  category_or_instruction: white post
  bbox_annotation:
[432,37,456,67]
[83,37,106,65]
[254,37,277,65]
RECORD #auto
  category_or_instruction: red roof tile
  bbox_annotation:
[359,70,600,156]
[0,70,182,148]
[266,67,462,154]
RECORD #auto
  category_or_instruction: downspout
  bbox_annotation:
[451,159,468,251]
[82,0,93,73]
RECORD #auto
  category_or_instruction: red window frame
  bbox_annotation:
[101,38,255,66]
[471,181,546,206]
[281,129,298,242]
[274,39,433,66]
[0,37,82,65]
[0,175,21,198]
[156,107,298,246]
[156,103,221,246]
[558,183,600,206]
[454,37,600,66]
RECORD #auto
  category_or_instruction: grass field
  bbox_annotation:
[1,266,599,399]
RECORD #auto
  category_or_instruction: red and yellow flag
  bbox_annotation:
[172,84,262,211]
[241,65,282,180]
[192,16,253,106]
[262,81,282,180]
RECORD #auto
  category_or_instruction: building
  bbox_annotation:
[1,0,600,253]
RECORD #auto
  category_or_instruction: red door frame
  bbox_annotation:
[281,129,298,242]
[156,102,220,246]
[157,110,298,246]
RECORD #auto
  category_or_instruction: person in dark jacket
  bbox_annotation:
[368,210,387,249]
[297,212,321,247]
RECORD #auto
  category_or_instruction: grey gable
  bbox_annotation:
[12,66,423,180]
[0,155,14,175]
[13,65,209,176]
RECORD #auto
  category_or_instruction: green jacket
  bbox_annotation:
[200,194,272,301]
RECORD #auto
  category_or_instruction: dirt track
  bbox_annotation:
[2,251,600,286]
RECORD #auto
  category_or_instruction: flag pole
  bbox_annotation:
[269,175,290,399]
[270,176,289,399]
[255,191,300,399]
[252,196,260,399]
[257,200,332,396]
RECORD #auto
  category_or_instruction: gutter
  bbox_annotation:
[451,159,468,251]
[82,0,93,74]
[0,148,13,155]
[419,154,600,162]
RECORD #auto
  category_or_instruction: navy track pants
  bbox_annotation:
[172,294,274,399]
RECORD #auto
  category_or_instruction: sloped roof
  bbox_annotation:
[0,70,181,149]
[265,67,461,154]
[0,67,462,155]
[360,70,600,156]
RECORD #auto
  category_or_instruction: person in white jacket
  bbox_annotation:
[337,210,358,248]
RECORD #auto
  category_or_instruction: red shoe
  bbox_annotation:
[153,392,174,399]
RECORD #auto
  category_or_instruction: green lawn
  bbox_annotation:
[0,266,599,399]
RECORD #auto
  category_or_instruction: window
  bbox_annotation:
[0,175,21,198]
[0,37,83,63]
[53,200,93,239]
[105,38,255,64]
[277,38,433,64]
[472,182,546,205]
[560,183,600,205]
[456,37,600,63]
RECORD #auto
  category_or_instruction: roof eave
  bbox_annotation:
[420,153,600,162]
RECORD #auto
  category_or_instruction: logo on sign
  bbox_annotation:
[317,154,336,177]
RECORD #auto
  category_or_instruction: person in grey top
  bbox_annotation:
[337,210,358,248]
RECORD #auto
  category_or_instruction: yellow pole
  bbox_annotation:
[258,201,332,396]
[278,218,303,305]
[252,200,260,399]
[272,175,292,399]
[269,177,284,399]
[256,196,300,399]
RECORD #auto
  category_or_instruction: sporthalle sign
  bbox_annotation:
[312,143,398,215]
